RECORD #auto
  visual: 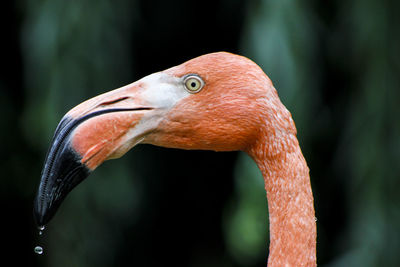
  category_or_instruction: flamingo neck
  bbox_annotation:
[247,129,316,266]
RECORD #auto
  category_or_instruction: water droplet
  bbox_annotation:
[38,225,45,236]
[314,217,318,222]
[34,246,43,255]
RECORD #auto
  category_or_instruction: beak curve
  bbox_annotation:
[33,84,154,226]
[33,115,90,226]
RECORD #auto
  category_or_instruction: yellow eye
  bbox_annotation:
[184,75,204,93]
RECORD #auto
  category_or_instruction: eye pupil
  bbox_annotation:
[191,82,196,88]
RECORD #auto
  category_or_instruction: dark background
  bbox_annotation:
[1,0,399,266]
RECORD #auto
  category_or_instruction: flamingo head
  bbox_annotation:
[34,52,289,226]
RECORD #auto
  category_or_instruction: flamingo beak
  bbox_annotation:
[33,84,155,227]
[33,71,188,226]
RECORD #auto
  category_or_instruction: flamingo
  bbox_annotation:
[34,52,316,266]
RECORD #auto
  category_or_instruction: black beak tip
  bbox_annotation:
[33,149,90,226]
[33,197,50,227]
[34,117,91,227]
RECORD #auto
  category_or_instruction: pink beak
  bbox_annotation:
[33,82,154,226]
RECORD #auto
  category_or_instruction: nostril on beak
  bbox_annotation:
[99,97,130,107]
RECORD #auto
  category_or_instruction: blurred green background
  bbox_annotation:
[1,0,399,266]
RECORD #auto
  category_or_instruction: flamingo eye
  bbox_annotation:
[184,75,204,93]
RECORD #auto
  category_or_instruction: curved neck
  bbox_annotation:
[247,131,316,266]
